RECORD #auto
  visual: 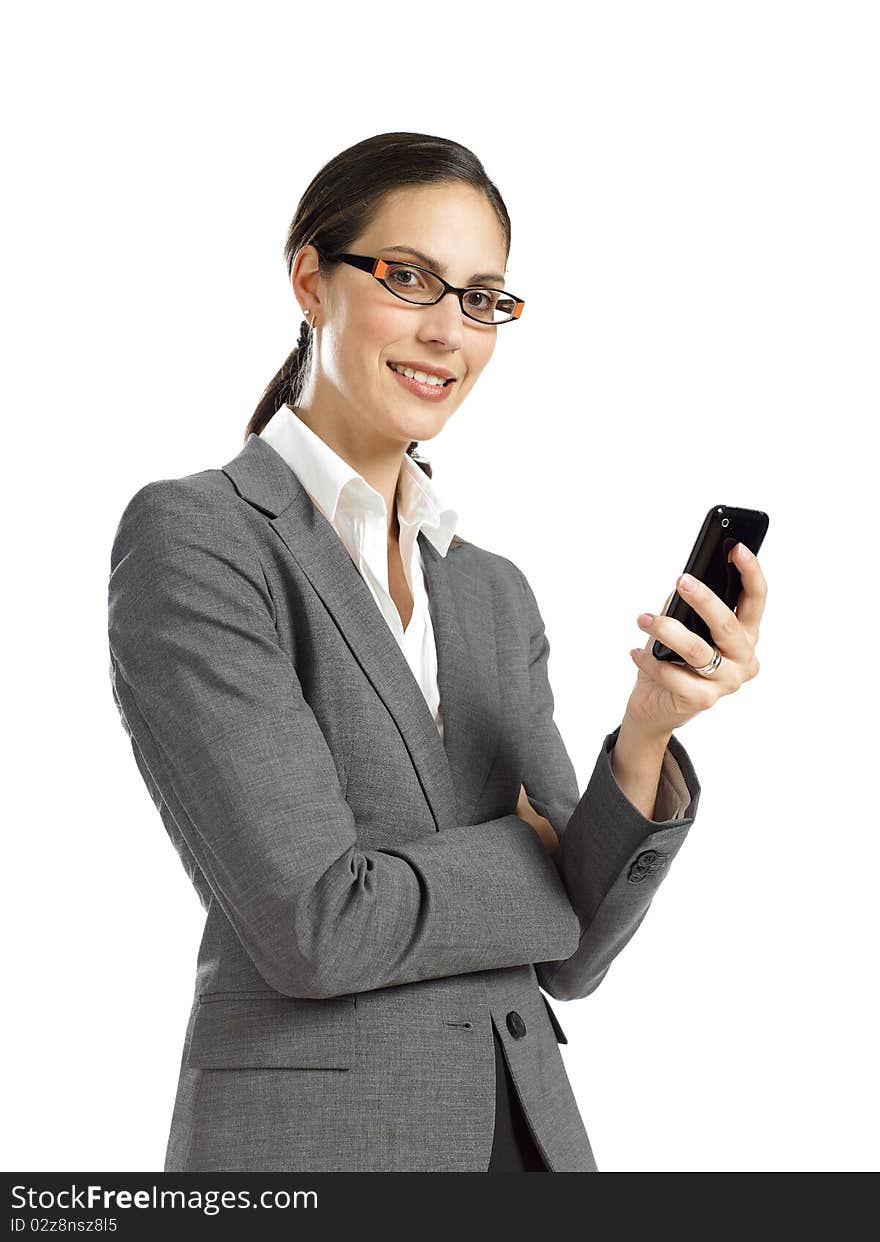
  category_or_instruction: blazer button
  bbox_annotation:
[506,1010,527,1039]
[628,849,667,882]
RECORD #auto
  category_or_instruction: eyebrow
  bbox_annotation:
[377,245,506,287]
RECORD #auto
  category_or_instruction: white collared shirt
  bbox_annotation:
[259,404,690,819]
[261,404,458,739]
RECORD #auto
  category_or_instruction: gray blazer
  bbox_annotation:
[107,432,701,1173]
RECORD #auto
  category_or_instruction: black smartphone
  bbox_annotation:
[652,505,769,663]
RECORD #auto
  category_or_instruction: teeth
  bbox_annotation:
[390,362,448,386]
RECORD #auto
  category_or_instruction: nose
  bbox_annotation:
[417,290,466,349]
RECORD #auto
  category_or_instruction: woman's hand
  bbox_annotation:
[626,541,767,738]
[517,785,560,855]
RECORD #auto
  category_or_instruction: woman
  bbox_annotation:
[107,132,766,1173]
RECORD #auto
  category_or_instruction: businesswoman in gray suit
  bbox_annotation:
[107,132,766,1172]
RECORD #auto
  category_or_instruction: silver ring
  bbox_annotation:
[688,645,722,677]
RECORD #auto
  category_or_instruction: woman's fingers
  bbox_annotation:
[516,785,559,855]
[726,542,767,639]
[670,569,752,661]
[640,587,675,649]
[639,611,718,668]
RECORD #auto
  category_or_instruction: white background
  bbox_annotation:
[2,0,877,1173]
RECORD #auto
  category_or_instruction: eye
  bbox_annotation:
[464,289,495,310]
[387,265,428,289]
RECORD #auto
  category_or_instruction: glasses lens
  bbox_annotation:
[384,263,445,304]
[383,263,518,323]
[461,288,518,324]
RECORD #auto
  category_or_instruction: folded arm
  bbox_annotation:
[107,481,582,1000]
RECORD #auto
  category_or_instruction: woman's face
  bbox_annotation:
[293,181,509,452]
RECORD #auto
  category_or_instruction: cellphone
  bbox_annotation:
[652,505,769,663]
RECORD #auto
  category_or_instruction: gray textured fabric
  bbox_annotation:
[107,432,701,1173]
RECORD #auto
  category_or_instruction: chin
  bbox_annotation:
[380,403,447,439]
[398,413,449,444]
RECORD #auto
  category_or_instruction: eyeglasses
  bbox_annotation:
[318,250,525,325]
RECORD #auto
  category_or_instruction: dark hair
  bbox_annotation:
[245,131,512,478]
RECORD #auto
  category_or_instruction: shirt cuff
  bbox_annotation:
[652,748,692,821]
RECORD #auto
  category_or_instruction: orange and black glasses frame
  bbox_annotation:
[316,249,525,324]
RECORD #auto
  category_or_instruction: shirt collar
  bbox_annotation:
[259,404,459,557]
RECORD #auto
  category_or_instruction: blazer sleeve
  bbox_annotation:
[510,564,702,1003]
[107,481,582,1000]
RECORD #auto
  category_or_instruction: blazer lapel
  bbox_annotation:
[221,433,501,833]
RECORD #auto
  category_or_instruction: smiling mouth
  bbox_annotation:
[387,361,456,387]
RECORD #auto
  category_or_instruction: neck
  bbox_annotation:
[290,400,407,543]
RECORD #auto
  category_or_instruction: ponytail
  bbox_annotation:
[244,317,312,439]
